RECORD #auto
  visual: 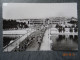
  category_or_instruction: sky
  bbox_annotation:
[2,3,77,19]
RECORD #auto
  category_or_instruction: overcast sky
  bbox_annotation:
[3,3,77,19]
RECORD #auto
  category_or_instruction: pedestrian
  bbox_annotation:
[37,36,41,45]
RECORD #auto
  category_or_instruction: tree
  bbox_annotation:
[55,24,59,28]
[69,28,73,32]
[74,28,78,32]
[63,27,65,33]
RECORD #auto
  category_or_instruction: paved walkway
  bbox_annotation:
[40,29,52,50]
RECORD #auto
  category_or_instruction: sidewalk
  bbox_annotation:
[40,29,52,50]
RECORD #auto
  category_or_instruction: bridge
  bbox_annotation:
[3,29,35,52]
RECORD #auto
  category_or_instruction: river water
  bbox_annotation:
[3,35,22,47]
[50,35,78,50]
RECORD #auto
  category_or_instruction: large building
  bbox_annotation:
[16,17,77,27]
[29,19,44,25]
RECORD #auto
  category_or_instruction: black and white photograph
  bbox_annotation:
[3,3,78,52]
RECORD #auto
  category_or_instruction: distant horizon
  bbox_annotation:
[3,16,77,20]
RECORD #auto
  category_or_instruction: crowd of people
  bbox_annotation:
[12,28,47,52]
